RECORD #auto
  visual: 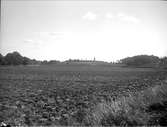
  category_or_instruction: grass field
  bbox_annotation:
[0,64,167,126]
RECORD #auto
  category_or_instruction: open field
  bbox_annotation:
[0,65,167,126]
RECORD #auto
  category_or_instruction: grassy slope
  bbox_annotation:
[85,81,167,126]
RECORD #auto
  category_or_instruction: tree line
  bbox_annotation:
[0,51,59,65]
[0,51,167,67]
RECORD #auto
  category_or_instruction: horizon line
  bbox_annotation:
[0,51,166,63]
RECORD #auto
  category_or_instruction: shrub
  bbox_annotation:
[85,82,167,126]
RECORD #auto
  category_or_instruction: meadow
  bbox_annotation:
[0,64,167,126]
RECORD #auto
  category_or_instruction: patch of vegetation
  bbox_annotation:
[0,66,167,126]
[85,82,167,126]
[120,55,167,68]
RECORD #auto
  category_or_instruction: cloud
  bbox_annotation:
[47,32,65,40]
[48,32,64,37]
[105,13,114,19]
[23,39,40,45]
[23,39,40,49]
[82,12,97,21]
[30,32,64,43]
[24,39,35,43]
[117,13,140,24]
[104,12,140,24]
[34,32,64,39]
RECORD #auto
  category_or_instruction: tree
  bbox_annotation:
[120,55,159,67]
[22,57,31,65]
[159,57,167,68]
[4,51,24,65]
[0,54,5,65]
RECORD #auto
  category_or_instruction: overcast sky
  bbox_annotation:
[1,0,167,62]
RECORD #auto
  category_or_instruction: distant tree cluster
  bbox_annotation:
[0,51,40,65]
[41,60,60,65]
[0,51,61,66]
[120,55,167,68]
[65,59,96,63]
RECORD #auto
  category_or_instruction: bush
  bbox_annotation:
[120,55,160,67]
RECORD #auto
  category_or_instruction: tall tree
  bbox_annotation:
[4,51,23,65]
[0,54,5,65]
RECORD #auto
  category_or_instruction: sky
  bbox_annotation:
[1,0,167,62]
